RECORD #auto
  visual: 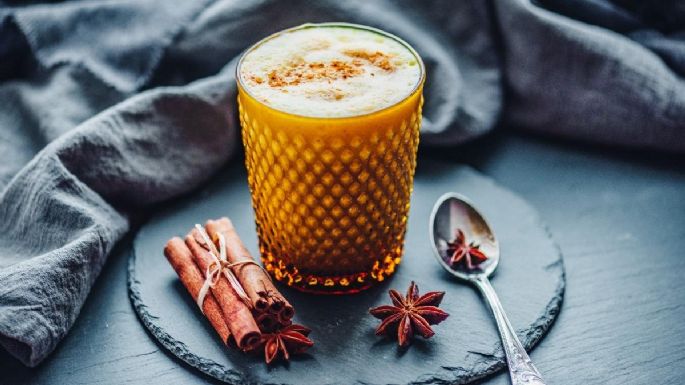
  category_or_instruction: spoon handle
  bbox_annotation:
[474,276,546,385]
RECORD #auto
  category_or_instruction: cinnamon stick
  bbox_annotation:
[163,237,230,345]
[255,313,279,333]
[205,218,295,321]
[185,230,261,351]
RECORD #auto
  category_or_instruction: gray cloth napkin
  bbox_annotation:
[0,0,683,367]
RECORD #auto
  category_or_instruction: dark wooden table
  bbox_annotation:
[2,132,684,385]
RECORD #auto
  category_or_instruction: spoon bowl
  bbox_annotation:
[429,193,499,280]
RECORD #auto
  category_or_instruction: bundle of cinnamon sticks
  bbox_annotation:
[164,217,307,358]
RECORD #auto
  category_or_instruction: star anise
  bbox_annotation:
[369,281,449,347]
[256,324,314,364]
[445,229,488,270]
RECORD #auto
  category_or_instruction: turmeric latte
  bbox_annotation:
[238,24,422,117]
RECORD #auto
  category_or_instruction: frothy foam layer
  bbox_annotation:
[239,25,422,118]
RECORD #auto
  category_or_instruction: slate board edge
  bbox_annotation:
[127,249,248,385]
[126,175,566,385]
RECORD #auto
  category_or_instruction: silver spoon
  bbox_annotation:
[429,192,546,385]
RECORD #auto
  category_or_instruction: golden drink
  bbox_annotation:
[237,23,424,293]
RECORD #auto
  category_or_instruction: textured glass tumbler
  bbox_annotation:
[237,25,424,294]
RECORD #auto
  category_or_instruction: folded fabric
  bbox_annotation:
[0,0,683,367]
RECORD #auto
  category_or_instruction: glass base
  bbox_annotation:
[262,251,402,295]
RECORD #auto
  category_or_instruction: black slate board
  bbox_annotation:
[128,158,565,385]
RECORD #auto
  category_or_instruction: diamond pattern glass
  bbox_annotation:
[237,25,424,294]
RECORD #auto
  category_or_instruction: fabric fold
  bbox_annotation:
[0,66,239,366]
[3,0,213,92]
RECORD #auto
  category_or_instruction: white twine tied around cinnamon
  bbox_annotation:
[194,224,262,312]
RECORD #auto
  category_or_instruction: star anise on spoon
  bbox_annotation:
[257,324,313,364]
[445,229,488,270]
[369,281,449,347]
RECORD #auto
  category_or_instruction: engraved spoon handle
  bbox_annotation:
[474,276,546,385]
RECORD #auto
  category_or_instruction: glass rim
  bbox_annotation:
[236,22,426,121]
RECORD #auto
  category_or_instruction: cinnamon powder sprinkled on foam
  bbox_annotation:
[265,52,394,89]
[238,26,421,117]
[343,50,394,72]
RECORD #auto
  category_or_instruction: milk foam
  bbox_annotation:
[239,25,422,118]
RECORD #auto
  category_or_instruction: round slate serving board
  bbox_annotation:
[128,158,565,385]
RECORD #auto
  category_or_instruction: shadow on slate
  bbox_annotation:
[128,157,565,385]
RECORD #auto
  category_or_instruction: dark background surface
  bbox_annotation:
[1,131,684,384]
